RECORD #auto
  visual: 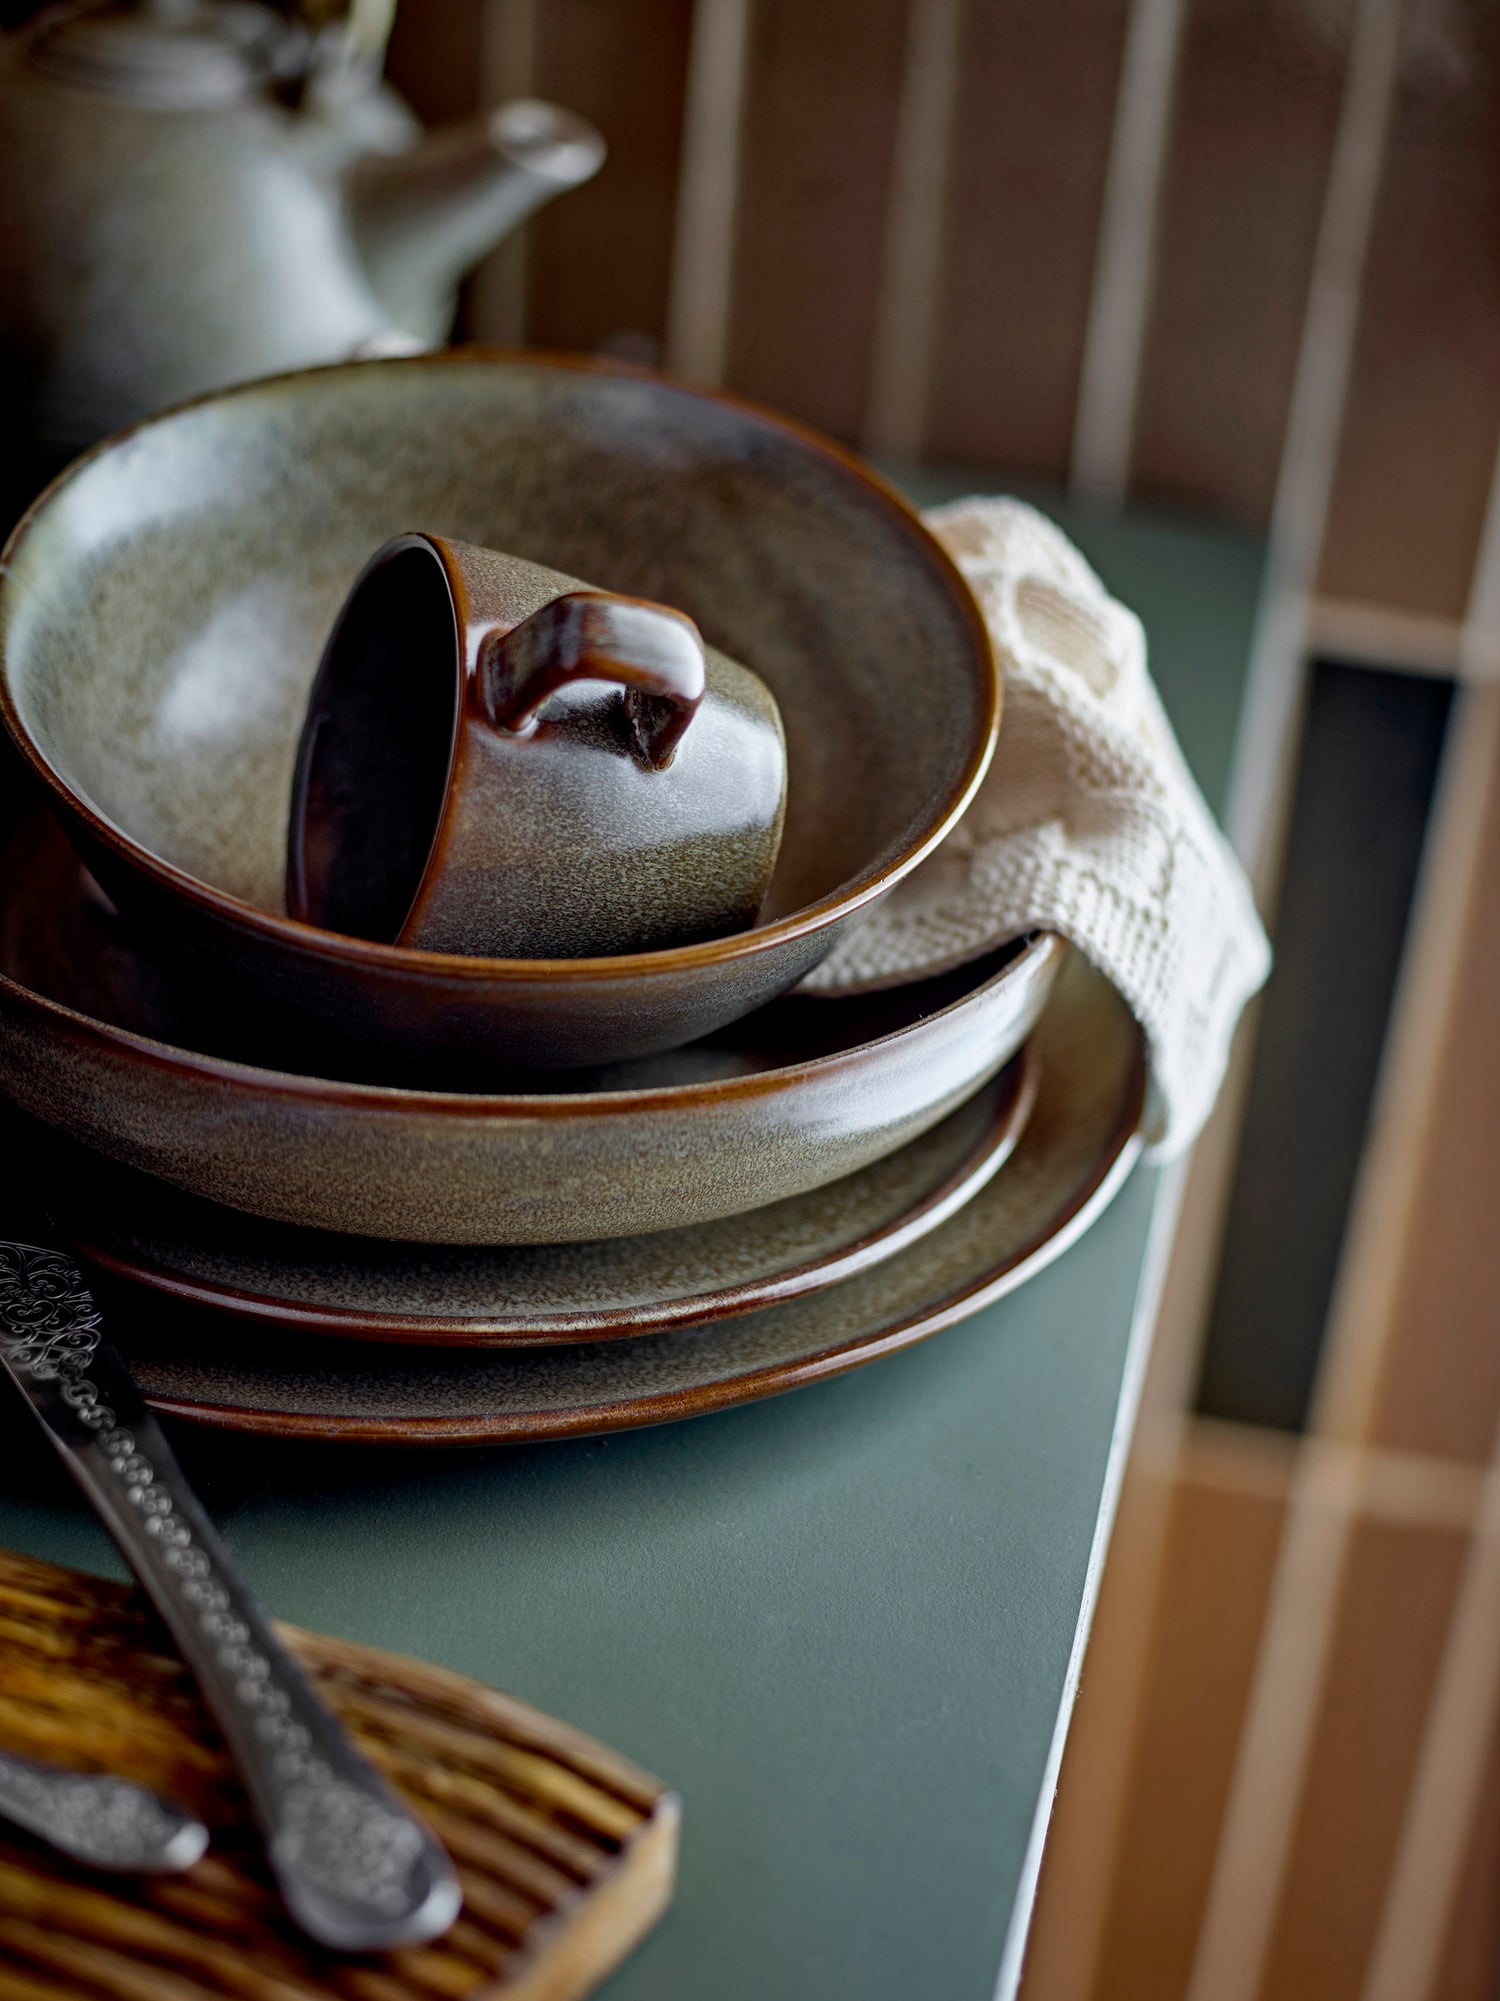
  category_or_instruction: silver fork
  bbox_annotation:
[0,1231,462,1951]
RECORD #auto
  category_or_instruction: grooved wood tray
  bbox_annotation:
[0,1550,678,2000]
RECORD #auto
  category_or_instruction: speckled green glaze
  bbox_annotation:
[56,1058,1034,1343]
[0,799,1062,1244]
[0,352,1000,1070]
[114,954,1145,1442]
[288,535,787,959]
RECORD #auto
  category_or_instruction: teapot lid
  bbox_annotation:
[24,0,308,107]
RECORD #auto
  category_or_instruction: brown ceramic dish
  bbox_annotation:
[287,535,788,959]
[50,1060,1035,1344]
[113,955,1146,1443]
[0,351,1000,1071]
[0,797,1063,1245]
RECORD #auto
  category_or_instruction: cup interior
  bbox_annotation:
[2,357,992,944]
[287,538,460,943]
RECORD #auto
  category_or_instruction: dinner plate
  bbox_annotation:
[118,955,1145,1443]
[54,1058,1035,1344]
[0,796,1062,1244]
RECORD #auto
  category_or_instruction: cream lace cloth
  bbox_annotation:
[801,498,1271,1156]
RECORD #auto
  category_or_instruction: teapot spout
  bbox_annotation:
[346,101,605,340]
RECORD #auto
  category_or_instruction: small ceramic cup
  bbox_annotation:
[287,534,788,959]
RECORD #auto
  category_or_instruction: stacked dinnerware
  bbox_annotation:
[0,355,1141,1444]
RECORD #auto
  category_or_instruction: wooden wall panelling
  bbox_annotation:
[1257,1517,1469,2001]
[491,0,697,359]
[1130,0,1350,524]
[721,0,909,443]
[1080,1458,1290,2001]
[1366,708,1500,1463]
[923,0,1131,478]
[1317,3,1500,617]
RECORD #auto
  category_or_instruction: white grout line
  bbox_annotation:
[469,0,540,345]
[1171,1417,1484,1531]
[862,0,964,462]
[1223,0,1405,898]
[663,0,753,384]
[1180,5,1413,1992]
[993,1155,1189,2001]
[1308,596,1467,678]
[1069,0,1188,503]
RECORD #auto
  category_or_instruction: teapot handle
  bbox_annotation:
[476,590,706,770]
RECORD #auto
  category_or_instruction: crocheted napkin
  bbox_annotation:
[800,498,1271,1157]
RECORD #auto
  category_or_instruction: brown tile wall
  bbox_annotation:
[1369,751,1500,1464]
[724,0,909,442]
[397,0,1500,624]
[1087,1463,1288,2001]
[1434,1704,1500,2001]
[923,0,1129,477]
[1258,1518,1469,2001]
[1317,4,1500,618]
[1132,0,1347,524]
[522,0,697,359]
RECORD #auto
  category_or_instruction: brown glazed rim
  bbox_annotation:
[133,1039,1147,1444]
[0,891,1063,1116]
[0,348,1002,987]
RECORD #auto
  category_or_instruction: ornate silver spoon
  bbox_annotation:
[0,1745,208,1873]
[0,1231,462,1952]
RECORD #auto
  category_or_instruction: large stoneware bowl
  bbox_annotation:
[0,353,999,1071]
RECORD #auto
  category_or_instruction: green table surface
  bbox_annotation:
[0,478,1263,2000]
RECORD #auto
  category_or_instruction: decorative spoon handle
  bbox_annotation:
[0,1236,461,1951]
[0,1745,208,1874]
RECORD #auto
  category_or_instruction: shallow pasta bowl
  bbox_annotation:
[0,796,1062,1244]
[0,351,999,1072]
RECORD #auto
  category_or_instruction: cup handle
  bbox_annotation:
[476,589,707,769]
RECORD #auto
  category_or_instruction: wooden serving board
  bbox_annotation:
[0,1550,678,2001]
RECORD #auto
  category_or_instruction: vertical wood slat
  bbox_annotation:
[468,0,538,346]
[922,0,1132,481]
[862,0,964,459]
[664,0,753,380]
[1069,0,1187,503]
[516,0,697,361]
[1129,0,1349,523]
[725,0,909,444]
[1318,6,1500,619]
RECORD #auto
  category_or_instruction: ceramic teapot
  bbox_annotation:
[0,0,605,481]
